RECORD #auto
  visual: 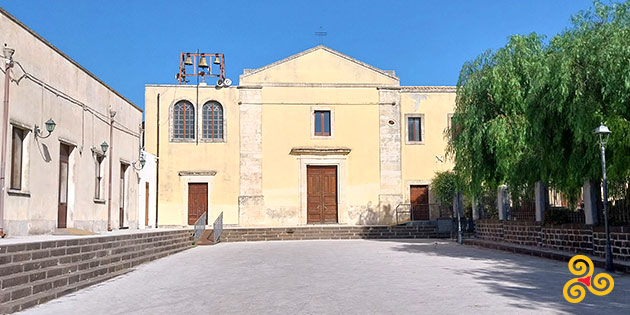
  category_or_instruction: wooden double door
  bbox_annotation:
[188,183,208,225]
[307,166,338,224]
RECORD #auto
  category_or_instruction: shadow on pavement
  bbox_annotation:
[372,239,630,314]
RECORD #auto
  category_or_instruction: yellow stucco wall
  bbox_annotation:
[144,85,240,226]
[400,92,456,203]
[145,46,456,227]
[241,48,399,85]
[260,87,381,225]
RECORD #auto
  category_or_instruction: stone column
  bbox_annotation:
[238,86,264,226]
[453,191,464,243]
[535,181,548,222]
[377,87,403,224]
[472,196,481,220]
[583,180,600,225]
[498,185,509,220]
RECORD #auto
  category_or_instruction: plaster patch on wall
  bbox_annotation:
[265,206,299,225]
[410,94,428,112]
[347,203,378,225]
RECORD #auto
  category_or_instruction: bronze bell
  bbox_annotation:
[198,56,209,68]
[184,54,193,66]
[213,56,221,65]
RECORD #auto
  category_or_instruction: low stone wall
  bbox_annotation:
[503,221,540,246]
[0,229,193,313]
[221,225,444,242]
[540,224,592,254]
[474,219,503,242]
[475,219,630,261]
[593,226,630,261]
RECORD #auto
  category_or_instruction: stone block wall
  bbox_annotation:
[0,230,193,313]
[593,226,630,261]
[474,219,504,241]
[503,221,540,247]
[540,225,592,254]
[475,220,630,261]
[220,225,445,242]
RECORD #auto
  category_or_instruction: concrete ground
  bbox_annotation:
[17,240,630,315]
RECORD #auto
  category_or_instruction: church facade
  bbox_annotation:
[144,46,455,227]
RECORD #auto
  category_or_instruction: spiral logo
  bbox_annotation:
[563,255,614,303]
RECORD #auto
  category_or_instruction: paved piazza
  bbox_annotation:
[19,239,630,315]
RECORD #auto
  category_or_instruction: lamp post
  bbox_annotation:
[594,123,614,272]
[107,110,115,232]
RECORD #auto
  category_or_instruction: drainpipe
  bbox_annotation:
[0,46,15,238]
[107,110,116,231]
[155,93,160,228]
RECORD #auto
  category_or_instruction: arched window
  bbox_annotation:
[173,101,194,139]
[202,101,224,140]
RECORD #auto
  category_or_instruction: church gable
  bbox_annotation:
[240,46,399,85]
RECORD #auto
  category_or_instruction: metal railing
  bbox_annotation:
[600,180,630,226]
[508,201,536,221]
[478,192,499,219]
[544,207,585,225]
[213,212,223,244]
[193,211,208,243]
[395,203,452,224]
[602,199,630,226]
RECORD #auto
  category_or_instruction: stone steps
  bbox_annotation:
[0,233,190,284]
[0,230,193,314]
[220,225,444,242]
[0,234,191,292]
[0,230,192,264]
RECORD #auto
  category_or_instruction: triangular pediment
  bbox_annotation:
[240,46,399,85]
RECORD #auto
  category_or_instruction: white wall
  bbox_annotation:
[0,9,143,235]
[138,151,157,229]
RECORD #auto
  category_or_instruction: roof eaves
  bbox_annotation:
[0,7,142,112]
[240,45,400,82]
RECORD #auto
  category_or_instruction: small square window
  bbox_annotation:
[408,117,422,142]
[314,110,331,136]
[448,113,461,140]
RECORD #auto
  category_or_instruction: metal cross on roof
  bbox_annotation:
[315,27,327,44]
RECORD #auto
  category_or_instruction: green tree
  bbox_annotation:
[430,171,459,206]
[449,0,630,200]
[448,34,545,196]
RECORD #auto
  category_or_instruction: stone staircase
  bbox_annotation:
[220,225,446,242]
[0,229,193,314]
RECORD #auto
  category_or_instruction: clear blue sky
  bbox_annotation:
[2,0,598,112]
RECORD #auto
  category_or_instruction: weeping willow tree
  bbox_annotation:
[448,34,544,198]
[449,0,630,202]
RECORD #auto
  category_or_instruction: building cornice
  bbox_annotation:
[178,170,218,176]
[400,86,456,93]
[289,147,351,156]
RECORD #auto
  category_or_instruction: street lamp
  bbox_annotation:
[594,123,614,272]
[100,141,109,154]
[34,118,56,139]
[132,152,146,171]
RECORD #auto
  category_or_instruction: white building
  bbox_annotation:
[0,8,143,236]
[138,151,157,229]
